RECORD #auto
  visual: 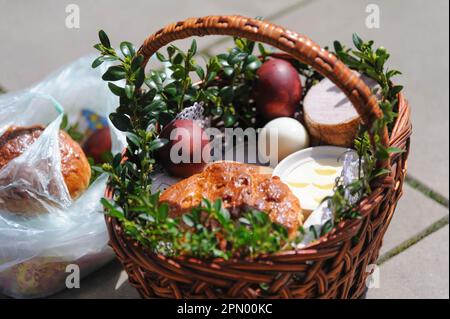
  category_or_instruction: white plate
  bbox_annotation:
[273,146,354,212]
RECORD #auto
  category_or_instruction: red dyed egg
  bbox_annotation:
[254,58,302,120]
[157,120,210,178]
[82,127,112,164]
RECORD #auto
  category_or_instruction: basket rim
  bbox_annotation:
[104,90,411,266]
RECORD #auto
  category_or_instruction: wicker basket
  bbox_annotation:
[105,15,412,299]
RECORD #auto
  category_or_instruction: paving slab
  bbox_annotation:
[380,184,449,255]
[0,0,300,91]
[367,225,449,299]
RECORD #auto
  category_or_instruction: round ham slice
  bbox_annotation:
[303,73,378,147]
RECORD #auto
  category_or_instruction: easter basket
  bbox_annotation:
[104,15,411,299]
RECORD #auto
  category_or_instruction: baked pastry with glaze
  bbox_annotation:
[159,161,303,236]
[0,125,91,214]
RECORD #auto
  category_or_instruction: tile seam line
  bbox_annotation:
[377,214,449,265]
[405,174,449,209]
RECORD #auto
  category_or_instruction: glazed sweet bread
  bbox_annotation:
[160,161,303,236]
[0,125,91,214]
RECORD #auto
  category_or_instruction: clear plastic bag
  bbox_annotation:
[0,55,126,298]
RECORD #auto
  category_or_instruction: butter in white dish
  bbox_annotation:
[285,158,343,212]
[273,146,354,213]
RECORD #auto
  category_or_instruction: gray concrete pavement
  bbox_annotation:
[380,184,449,255]
[0,0,300,91]
[367,225,449,299]
[0,0,448,299]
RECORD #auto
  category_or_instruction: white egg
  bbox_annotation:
[258,117,310,166]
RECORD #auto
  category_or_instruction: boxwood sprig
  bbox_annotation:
[93,30,296,259]
[328,33,404,223]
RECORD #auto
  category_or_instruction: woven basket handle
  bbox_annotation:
[138,15,390,170]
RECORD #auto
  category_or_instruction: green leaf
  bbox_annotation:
[211,106,223,116]
[102,55,119,62]
[252,210,268,225]
[135,68,145,88]
[120,41,136,58]
[376,46,388,56]
[244,56,262,72]
[102,66,126,81]
[352,51,369,61]
[142,89,157,102]
[125,84,135,99]
[375,54,388,71]
[101,198,124,219]
[163,82,178,96]
[228,52,248,65]
[206,71,217,84]
[144,99,166,113]
[93,43,103,52]
[60,114,68,130]
[387,147,405,154]
[146,71,164,91]
[352,33,363,50]
[92,56,104,68]
[171,66,185,80]
[219,86,234,104]
[167,46,176,58]
[182,214,195,227]
[223,66,234,77]
[238,217,250,225]
[158,203,169,221]
[173,53,184,65]
[101,151,114,164]
[376,147,390,160]
[126,133,140,147]
[390,85,403,97]
[155,52,166,62]
[149,138,168,151]
[109,112,132,132]
[138,213,155,223]
[213,199,222,213]
[189,40,197,56]
[99,30,111,48]
[108,82,125,96]
[338,53,361,68]
[333,40,343,53]
[223,114,236,127]
[386,69,402,79]
[234,38,245,50]
[195,65,205,80]
[131,55,144,71]
[365,68,380,81]
[258,43,268,58]
[371,168,391,179]
[112,153,122,169]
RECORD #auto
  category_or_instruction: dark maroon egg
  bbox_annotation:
[157,120,210,178]
[82,127,112,164]
[254,58,302,120]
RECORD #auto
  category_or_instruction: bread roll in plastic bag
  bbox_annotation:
[0,55,126,298]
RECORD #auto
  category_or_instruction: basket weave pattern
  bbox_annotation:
[105,15,412,299]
